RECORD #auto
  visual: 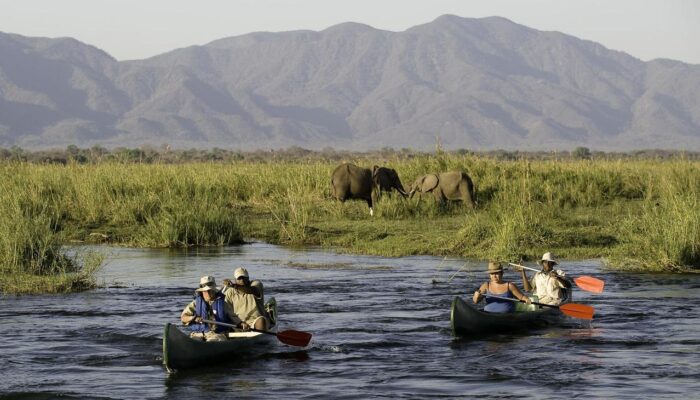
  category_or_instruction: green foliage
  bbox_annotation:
[1,153,698,295]
[610,164,700,271]
[0,177,105,294]
[572,146,592,159]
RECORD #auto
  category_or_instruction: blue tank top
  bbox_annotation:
[484,282,516,313]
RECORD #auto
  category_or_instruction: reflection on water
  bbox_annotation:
[1,243,699,399]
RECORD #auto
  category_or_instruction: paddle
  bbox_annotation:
[484,294,595,320]
[507,262,605,293]
[201,319,312,347]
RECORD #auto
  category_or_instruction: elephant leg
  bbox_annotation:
[458,183,475,207]
[433,190,445,206]
[365,198,374,216]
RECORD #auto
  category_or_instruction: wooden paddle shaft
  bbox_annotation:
[484,294,559,309]
[200,318,276,337]
[483,294,595,320]
[200,318,313,347]
[508,262,541,273]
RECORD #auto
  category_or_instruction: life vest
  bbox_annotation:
[190,292,231,333]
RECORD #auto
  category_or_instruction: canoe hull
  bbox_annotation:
[163,297,278,371]
[450,295,567,337]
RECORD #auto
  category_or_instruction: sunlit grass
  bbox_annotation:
[1,154,698,294]
[609,163,700,271]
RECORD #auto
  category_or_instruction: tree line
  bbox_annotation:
[1,145,698,164]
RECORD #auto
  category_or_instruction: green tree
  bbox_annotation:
[573,146,591,159]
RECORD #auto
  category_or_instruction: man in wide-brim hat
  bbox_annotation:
[517,252,572,305]
[181,275,241,341]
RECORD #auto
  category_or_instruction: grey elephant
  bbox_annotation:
[331,163,407,216]
[374,167,408,198]
[409,171,476,207]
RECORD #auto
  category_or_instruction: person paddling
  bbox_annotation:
[181,276,240,341]
[473,261,531,313]
[222,267,270,331]
[517,252,572,306]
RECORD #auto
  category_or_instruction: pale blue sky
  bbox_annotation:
[1,0,698,64]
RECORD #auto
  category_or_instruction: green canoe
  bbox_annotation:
[450,293,571,337]
[163,297,278,371]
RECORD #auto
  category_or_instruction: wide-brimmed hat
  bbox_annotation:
[540,252,558,265]
[234,267,249,280]
[195,275,217,292]
[485,261,504,274]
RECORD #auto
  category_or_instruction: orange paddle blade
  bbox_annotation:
[277,330,312,347]
[559,303,595,320]
[574,275,605,293]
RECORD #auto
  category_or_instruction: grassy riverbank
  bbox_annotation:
[1,153,698,293]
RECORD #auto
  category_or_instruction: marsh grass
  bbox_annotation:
[0,176,105,294]
[1,154,698,294]
[610,164,700,271]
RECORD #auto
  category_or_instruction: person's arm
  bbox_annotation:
[520,269,533,292]
[551,270,572,289]
[472,283,487,304]
[222,292,246,329]
[224,302,243,328]
[509,283,531,304]
[181,301,197,325]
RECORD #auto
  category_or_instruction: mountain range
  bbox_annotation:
[1,15,699,151]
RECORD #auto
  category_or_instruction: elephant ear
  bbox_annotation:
[422,174,439,192]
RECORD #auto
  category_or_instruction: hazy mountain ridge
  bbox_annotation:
[1,15,699,150]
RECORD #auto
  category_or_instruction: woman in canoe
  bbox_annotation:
[473,261,531,313]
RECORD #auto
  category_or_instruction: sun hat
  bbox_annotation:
[540,252,558,265]
[195,275,217,292]
[234,267,249,280]
[485,261,504,274]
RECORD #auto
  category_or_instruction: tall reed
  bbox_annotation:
[1,154,698,292]
[0,164,103,294]
[611,162,700,271]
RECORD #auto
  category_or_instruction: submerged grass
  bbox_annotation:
[1,155,698,294]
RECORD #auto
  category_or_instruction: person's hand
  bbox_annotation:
[523,297,532,304]
[512,265,523,272]
[549,270,559,278]
[240,322,250,331]
[223,278,233,287]
[194,316,203,324]
[473,291,482,300]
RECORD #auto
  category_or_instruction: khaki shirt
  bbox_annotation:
[181,294,241,328]
[223,285,264,325]
[531,270,567,305]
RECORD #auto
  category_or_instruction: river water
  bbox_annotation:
[1,243,698,399]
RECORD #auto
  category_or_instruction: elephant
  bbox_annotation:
[331,163,407,216]
[409,171,476,208]
[374,167,408,198]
